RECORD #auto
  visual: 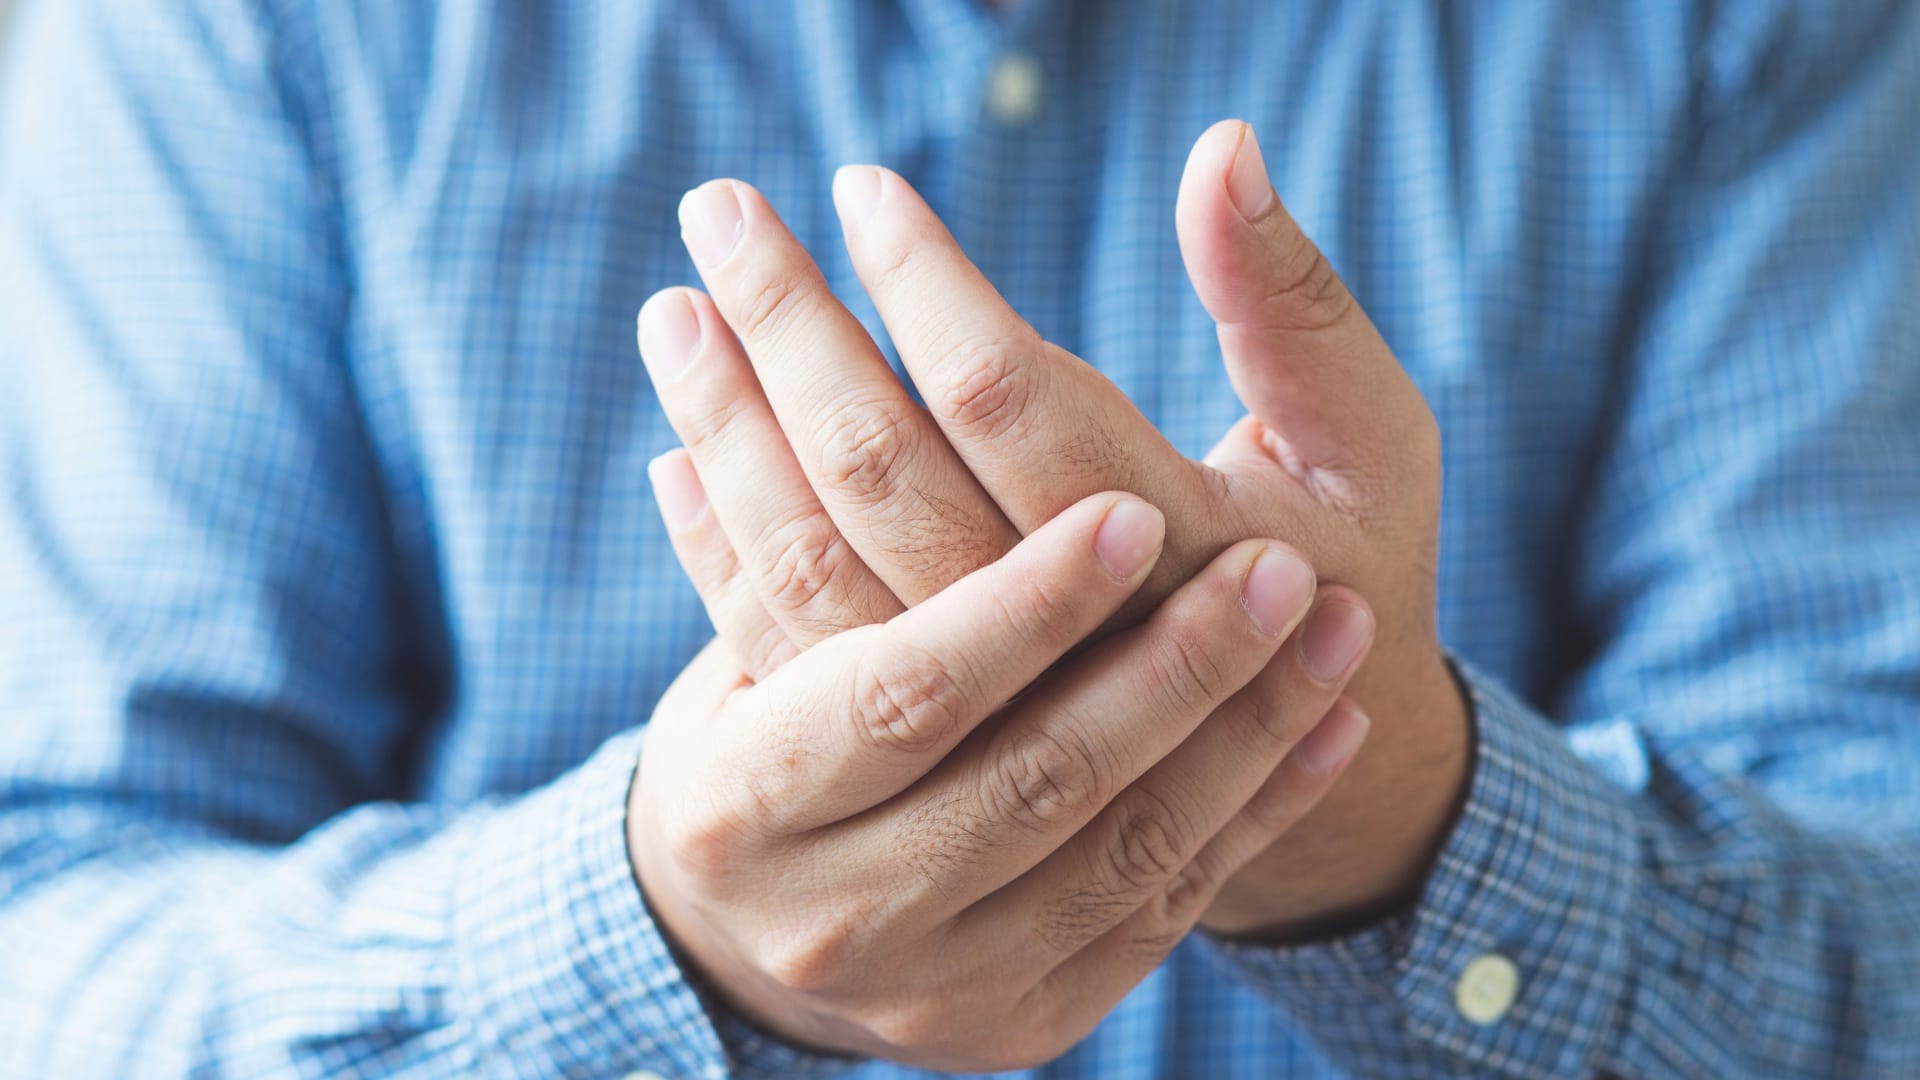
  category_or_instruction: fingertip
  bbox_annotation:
[1240,542,1316,637]
[1295,698,1371,777]
[648,448,709,532]
[831,164,883,230]
[1298,590,1375,684]
[1092,495,1166,581]
[637,288,705,381]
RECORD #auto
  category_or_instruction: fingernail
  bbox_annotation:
[637,291,703,380]
[1227,122,1277,221]
[1297,701,1370,776]
[1240,546,1314,636]
[648,451,708,531]
[1300,599,1374,682]
[679,181,744,267]
[1093,499,1165,580]
[832,165,882,229]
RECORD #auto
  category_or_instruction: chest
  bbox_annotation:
[316,0,1686,796]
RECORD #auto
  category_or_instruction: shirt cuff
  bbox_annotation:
[1205,659,1641,1079]
[447,728,856,1079]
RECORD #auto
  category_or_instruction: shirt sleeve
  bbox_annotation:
[0,3,786,1076]
[1206,2,1920,1076]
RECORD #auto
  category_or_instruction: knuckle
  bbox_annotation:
[937,330,1039,441]
[865,997,956,1051]
[984,727,1106,835]
[865,232,925,296]
[1260,241,1354,332]
[1104,793,1195,895]
[661,785,759,886]
[980,562,1077,647]
[677,392,754,455]
[731,268,814,346]
[1122,922,1192,969]
[816,399,922,507]
[763,921,859,995]
[1124,861,1217,966]
[848,645,969,758]
[757,513,854,618]
[1144,625,1237,714]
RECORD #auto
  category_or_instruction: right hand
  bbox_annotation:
[628,491,1372,1072]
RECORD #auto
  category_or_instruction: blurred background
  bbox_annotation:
[0,0,15,83]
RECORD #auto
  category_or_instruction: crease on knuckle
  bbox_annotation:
[867,233,924,296]
[758,513,855,621]
[817,398,921,507]
[1123,922,1192,968]
[937,330,1040,441]
[1145,625,1236,714]
[985,726,1106,835]
[763,911,865,994]
[850,642,968,758]
[979,564,1077,654]
[1260,241,1355,332]
[733,268,813,346]
[679,392,754,455]
[1120,858,1218,967]
[1105,791,1197,895]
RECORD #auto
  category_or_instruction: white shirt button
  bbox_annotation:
[1454,952,1521,1025]
[986,52,1044,125]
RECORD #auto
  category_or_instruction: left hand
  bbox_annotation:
[638,120,1470,936]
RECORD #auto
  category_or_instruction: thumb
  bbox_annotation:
[1175,119,1424,477]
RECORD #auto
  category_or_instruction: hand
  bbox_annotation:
[629,493,1370,1070]
[638,119,1468,934]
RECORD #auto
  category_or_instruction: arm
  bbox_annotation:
[0,4,738,1075]
[1213,3,1920,1075]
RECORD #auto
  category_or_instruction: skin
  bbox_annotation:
[630,494,1371,1070]
[629,120,1471,1065]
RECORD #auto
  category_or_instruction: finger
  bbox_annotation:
[719,491,1168,833]
[1012,699,1371,1054]
[852,538,1318,913]
[648,449,797,679]
[640,287,904,644]
[832,165,1221,565]
[677,177,1019,602]
[1174,119,1429,480]
[954,587,1374,967]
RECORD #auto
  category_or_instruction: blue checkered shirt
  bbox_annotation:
[3,1,1918,1077]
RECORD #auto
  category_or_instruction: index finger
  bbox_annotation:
[830,166,1218,542]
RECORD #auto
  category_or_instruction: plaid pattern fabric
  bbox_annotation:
[2,1,1917,1076]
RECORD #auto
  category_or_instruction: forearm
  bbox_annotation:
[0,730,760,1079]
[1208,664,1920,1078]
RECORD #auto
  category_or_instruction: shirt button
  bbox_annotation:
[618,1072,668,1080]
[986,52,1044,125]
[1454,952,1521,1025]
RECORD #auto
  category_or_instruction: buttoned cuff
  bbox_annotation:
[1206,660,1641,1079]
[448,728,728,1078]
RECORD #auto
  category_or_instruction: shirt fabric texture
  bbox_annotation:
[2,1,1918,1077]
